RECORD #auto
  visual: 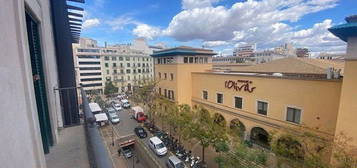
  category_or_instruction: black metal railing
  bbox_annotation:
[80,88,114,168]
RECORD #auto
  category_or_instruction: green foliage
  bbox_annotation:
[104,81,118,95]
[215,143,267,168]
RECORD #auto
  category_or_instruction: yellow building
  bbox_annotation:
[152,16,357,152]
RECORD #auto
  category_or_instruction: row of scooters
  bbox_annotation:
[144,122,206,168]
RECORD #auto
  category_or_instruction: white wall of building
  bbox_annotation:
[0,0,63,167]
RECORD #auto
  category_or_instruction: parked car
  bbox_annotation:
[121,146,133,158]
[108,113,120,124]
[112,102,122,111]
[121,99,131,108]
[148,136,167,156]
[107,107,120,124]
[166,155,186,168]
[134,126,147,138]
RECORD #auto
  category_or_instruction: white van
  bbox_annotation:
[148,136,167,156]
[89,103,102,114]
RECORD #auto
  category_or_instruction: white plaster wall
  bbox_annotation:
[0,0,62,167]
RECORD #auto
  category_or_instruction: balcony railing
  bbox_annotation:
[80,88,114,168]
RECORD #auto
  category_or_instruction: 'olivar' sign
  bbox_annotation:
[225,80,256,93]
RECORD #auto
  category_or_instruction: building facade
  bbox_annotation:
[73,38,155,93]
[153,16,357,161]
[233,44,256,57]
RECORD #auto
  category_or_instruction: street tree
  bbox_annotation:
[104,81,118,96]
[186,106,229,163]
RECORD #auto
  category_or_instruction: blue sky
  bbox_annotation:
[73,0,357,55]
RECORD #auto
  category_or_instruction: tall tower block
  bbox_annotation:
[329,15,357,146]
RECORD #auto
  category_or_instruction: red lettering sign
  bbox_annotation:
[224,80,256,93]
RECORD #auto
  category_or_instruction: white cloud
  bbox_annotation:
[132,24,162,40]
[163,0,343,52]
[106,16,139,31]
[82,18,100,29]
[203,41,229,47]
[182,0,222,9]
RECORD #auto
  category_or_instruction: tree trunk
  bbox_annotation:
[202,145,205,163]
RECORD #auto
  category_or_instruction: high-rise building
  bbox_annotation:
[73,38,156,93]
[233,44,256,57]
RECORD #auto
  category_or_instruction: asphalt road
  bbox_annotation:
[113,107,172,168]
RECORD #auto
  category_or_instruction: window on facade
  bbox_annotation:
[158,58,161,64]
[133,69,136,73]
[203,91,208,100]
[105,56,109,60]
[217,93,223,104]
[164,73,167,79]
[112,57,117,61]
[204,57,208,63]
[171,91,175,100]
[138,63,141,67]
[235,97,243,109]
[138,69,141,73]
[126,69,131,73]
[113,63,116,67]
[184,57,188,63]
[286,107,301,124]
[127,76,130,80]
[120,63,123,67]
[194,57,198,63]
[170,73,173,80]
[113,70,117,74]
[159,72,161,79]
[126,57,130,61]
[189,57,194,63]
[106,70,109,75]
[159,88,162,95]
[127,63,130,67]
[164,89,167,98]
[257,101,268,115]
[119,57,123,61]
[199,57,203,63]
[105,63,108,67]
[120,70,124,74]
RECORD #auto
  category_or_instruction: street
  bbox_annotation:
[113,107,172,168]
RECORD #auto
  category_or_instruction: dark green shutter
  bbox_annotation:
[25,12,54,154]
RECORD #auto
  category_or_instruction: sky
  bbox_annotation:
[71,0,357,56]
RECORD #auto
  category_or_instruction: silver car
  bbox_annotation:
[166,156,186,168]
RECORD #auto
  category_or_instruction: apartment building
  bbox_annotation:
[73,38,155,93]
[233,44,256,57]
[153,15,357,161]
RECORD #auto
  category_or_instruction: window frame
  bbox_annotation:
[216,92,224,104]
[285,106,302,124]
[202,90,208,100]
[256,100,268,116]
[234,96,243,109]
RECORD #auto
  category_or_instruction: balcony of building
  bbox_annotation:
[46,87,113,168]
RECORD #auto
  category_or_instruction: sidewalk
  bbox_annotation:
[100,125,146,168]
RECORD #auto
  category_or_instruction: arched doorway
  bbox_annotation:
[229,119,246,138]
[213,113,226,127]
[250,127,270,148]
[276,136,304,160]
